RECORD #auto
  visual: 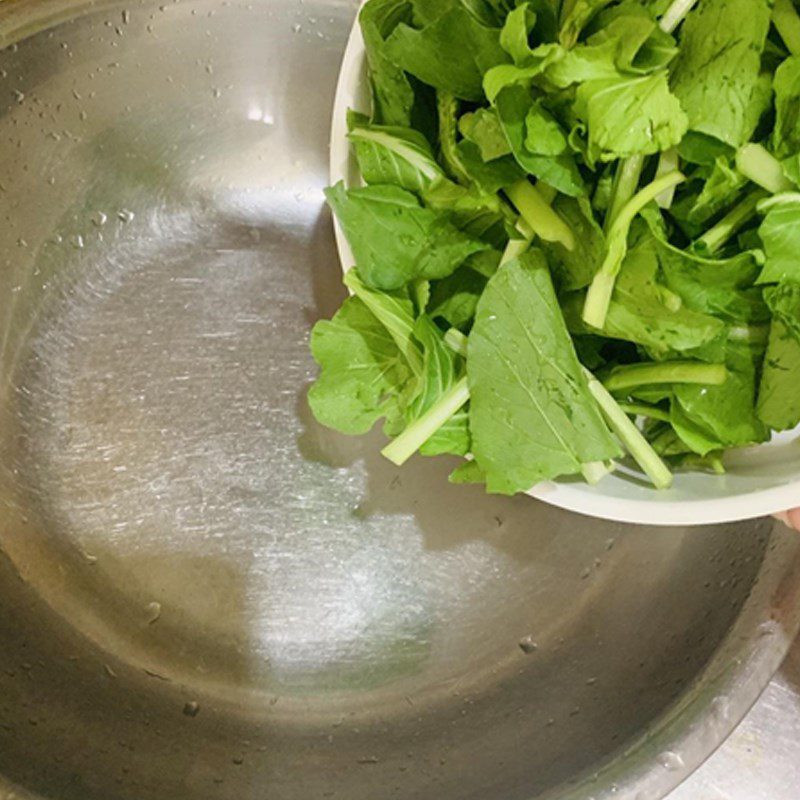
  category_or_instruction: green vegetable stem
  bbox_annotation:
[583,171,685,329]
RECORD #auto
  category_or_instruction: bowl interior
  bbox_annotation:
[328,22,800,526]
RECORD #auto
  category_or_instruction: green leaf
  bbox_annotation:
[524,101,570,155]
[407,315,457,414]
[428,264,488,329]
[448,459,486,484]
[359,0,416,127]
[420,410,471,456]
[757,282,800,431]
[565,231,726,357]
[408,315,471,456]
[348,113,445,193]
[409,0,515,28]
[308,296,414,435]
[643,215,769,323]
[669,402,725,457]
[325,182,490,290]
[757,194,800,284]
[499,3,537,65]
[456,139,527,192]
[591,4,678,73]
[670,156,747,237]
[670,0,773,149]
[540,195,604,291]
[468,251,620,494]
[676,132,734,166]
[343,269,424,378]
[384,6,509,101]
[673,340,769,450]
[458,107,512,161]
[574,72,688,163]
[548,3,678,88]
[541,40,621,88]
[422,177,510,249]
[494,85,586,196]
[435,90,471,184]
[657,245,768,324]
[773,55,800,160]
[559,0,615,48]
[483,43,564,101]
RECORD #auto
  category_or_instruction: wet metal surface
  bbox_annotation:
[0,2,800,800]
[672,638,800,800]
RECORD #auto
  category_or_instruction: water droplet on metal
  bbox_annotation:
[518,636,538,654]
[117,209,135,222]
[758,620,778,637]
[657,751,684,771]
[710,695,730,723]
[91,211,107,227]
[71,234,84,249]
[146,601,161,624]
[183,701,200,717]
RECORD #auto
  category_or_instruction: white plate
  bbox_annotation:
[327,16,800,526]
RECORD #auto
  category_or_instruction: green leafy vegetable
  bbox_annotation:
[540,195,604,290]
[583,170,685,328]
[459,107,512,161]
[673,341,769,450]
[309,295,414,434]
[344,269,424,377]
[406,315,471,457]
[758,282,800,431]
[757,194,800,284]
[773,56,800,161]
[565,229,727,357]
[559,0,615,48]
[348,112,445,192]
[360,0,417,127]
[428,264,488,329]
[495,85,586,196]
[670,0,772,148]
[326,182,490,290]
[468,252,621,493]
[309,0,800,500]
[574,72,688,163]
[384,6,509,101]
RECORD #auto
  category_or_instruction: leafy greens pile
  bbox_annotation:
[309,0,800,495]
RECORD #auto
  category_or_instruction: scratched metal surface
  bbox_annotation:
[0,2,800,800]
[668,637,800,800]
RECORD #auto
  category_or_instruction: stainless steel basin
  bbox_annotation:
[1,2,800,799]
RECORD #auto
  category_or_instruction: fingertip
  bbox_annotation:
[788,508,800,532]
